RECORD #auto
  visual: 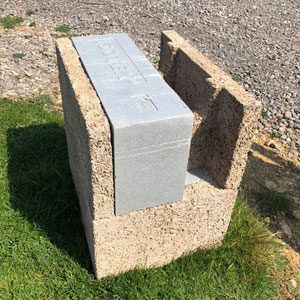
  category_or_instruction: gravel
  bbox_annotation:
[0,0,299,159]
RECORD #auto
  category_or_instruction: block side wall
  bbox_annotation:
[56,39,115,221]
[205,86,261,189]
[159,31,261,189]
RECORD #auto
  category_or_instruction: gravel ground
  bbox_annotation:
[0,0,299,160]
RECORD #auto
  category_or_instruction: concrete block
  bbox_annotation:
[72,34,193,215]
[159,30,262,189]
[56,30,258,279]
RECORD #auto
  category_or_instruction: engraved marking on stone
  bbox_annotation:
[96,40,117,57]
[132,95,158,113]
[111,64,128,74]
[106,57,123,64]
[128,77,141,84]
[93,39,147,84]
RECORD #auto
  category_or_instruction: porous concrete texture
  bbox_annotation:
[92,172,237,278]
[72,33,193,215]
[159,30,262,189]
[56,31,258,279]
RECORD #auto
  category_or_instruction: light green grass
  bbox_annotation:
[0,98,284,300]
[29,94,54,107]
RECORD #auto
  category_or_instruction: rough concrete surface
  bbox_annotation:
[92,172,237,278]
[159,31,262,189]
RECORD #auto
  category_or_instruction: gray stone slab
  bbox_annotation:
[72,33,193,215]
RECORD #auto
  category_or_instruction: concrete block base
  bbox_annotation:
[57,32,258,279]
[92,173,237,278]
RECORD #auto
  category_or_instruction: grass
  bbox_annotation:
[261,110,267,118]
[0,98,285,299]
[270,132,281,139]
[55,24,71,33]
[12,53,26,59]
[51,33,79,39]
[0,15,24,29]
[30,94,54,107]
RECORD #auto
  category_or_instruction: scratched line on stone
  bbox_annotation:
[113,38,147,83]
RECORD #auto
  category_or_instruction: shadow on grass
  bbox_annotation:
[6,123,93,272]
[241,142,300,254]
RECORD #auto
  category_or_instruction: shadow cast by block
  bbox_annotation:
[242,141,300,254]
[6,123,93,272]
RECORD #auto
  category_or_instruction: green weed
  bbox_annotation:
[232,76,241,82]
[30,94,54,107]
[0,15,24,29]
[55,24,71,33]
[270,132,281,139]
[261,110,267,117]
[13,53,25,59]
[51,32,78,39]
[26,10,35,16]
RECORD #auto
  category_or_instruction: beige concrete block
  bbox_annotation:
[159,30,261,189]
[92,172,237,278]
[56,35,244,279]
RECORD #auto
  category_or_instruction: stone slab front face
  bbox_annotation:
[72,34,193,215]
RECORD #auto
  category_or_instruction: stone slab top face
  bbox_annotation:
[72,34,192,128]
[72,33,193,215]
